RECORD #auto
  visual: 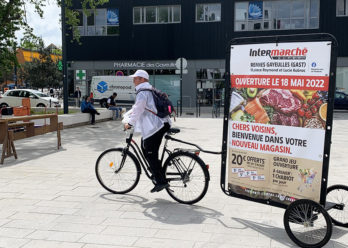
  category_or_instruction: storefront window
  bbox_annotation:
[197,69,225,79]
[153,74,180,106]
[336,67,348,92]
[104,70,115,75]
[196,69,225,106]
[235,0,319,31]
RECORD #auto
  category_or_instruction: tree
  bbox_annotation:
[22,44,62,90]
[0,0,109,80]
[20,35,43,51]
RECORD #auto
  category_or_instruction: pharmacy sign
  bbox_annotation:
[76,70,86,80]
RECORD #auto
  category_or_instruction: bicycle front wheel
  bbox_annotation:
[95,148,141,194]
[163,151,209,205]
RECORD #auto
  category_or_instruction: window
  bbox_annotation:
[19,91,30,98]
[336,67,348,92]
[95,9,106,36]
[7,91,20,97]
[133,5,181,24]
[77,8,120,36]
[235,0,319,31]
[337,0,348,16]
[196,3,221,22]
[77,10,84,36]
[159,6,169,23]
[107,9,120,35]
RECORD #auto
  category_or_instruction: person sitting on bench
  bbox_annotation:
[107,92,123,119]
[81,96,100,125]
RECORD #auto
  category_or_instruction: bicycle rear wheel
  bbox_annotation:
[95,148,141,194]
[163,151,209,205]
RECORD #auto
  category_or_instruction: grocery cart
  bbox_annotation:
[220,33,347,248]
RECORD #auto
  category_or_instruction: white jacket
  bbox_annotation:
[128,82,170,140]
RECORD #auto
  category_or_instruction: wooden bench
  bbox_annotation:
[0,114,63,164]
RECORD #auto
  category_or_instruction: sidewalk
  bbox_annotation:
[0,115,347,248]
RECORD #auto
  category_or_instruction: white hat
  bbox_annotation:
[129,69,149,80]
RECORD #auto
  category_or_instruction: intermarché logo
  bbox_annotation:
[249,47,308,60]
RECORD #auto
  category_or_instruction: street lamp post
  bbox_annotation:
[61,0,68,114]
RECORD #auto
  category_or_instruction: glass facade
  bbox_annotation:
[72,68,180,106]
[235,0,319,31]
[196,69,225,106]
[77,8,120,36]
[337,67,348,92]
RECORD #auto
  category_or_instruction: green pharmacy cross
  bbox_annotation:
[76,70,86,80]
[57,61,63,71]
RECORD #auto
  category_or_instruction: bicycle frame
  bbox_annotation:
[121,129,221,181]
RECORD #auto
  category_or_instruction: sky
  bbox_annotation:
[16,2,62,47]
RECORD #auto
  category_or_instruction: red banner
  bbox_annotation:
[231,75,329,91]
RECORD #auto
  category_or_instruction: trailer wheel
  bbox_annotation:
[284,199,332,248]
[326,184,348,227]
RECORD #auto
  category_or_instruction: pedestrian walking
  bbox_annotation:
[74,87,82,107]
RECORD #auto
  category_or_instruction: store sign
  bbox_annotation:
[248,1,263,20]
[113,61,176,69]
[76,70,86,80]
[228,41,331,205]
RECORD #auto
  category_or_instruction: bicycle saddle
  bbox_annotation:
[167,128,180,134]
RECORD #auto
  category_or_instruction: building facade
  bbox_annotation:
[67,0,348,107]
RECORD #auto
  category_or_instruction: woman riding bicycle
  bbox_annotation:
[125,70,171,193]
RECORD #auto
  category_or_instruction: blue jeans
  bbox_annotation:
[108,107,122,118]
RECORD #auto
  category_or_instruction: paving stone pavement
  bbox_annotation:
[0,114,348,248]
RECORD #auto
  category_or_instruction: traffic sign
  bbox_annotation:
[175,58,187,70]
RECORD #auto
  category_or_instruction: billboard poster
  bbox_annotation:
[107,9,119,25]
[228,41,332,205]
[248,1,263,20]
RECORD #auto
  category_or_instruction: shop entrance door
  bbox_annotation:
[196,80,224,106]
[196,80,224,117]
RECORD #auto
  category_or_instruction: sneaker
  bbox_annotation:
[96,112,100,115]
[150,183,169,193]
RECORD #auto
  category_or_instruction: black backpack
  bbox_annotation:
[136,88,176,119]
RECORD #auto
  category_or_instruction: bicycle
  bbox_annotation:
[95,127,221,204]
